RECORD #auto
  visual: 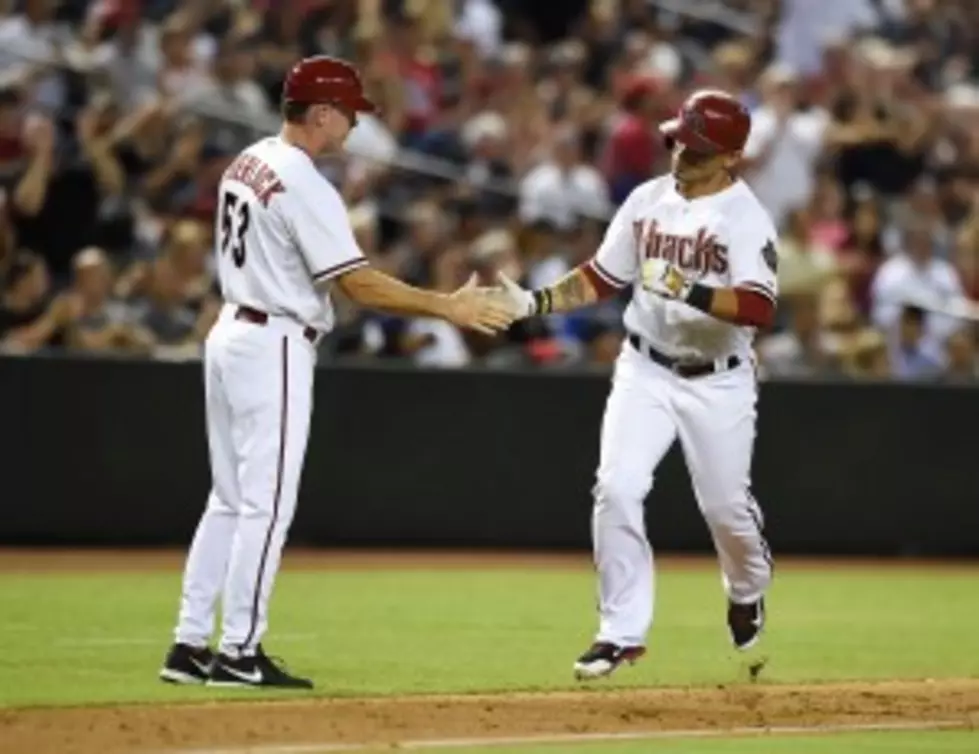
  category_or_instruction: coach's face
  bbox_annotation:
[312,103,356,154]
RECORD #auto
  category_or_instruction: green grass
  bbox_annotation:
[1,561,977,706]
[383,730,979,754]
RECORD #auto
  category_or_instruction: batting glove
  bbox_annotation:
[496,272,537,319]
[641,258,692,300]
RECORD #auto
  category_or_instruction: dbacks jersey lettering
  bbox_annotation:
[588,177,778,361]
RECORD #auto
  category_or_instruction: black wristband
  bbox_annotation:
[532,289,553,315]
[685,283,714,313]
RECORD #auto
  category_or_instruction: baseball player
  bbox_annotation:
[497,90,777,679]
[159,56,515,689]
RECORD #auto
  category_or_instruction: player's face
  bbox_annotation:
[670,141,724,182]
[670,142,742,191]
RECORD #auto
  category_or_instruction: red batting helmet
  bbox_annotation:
[659,89,750,154]
[282,55,376,114]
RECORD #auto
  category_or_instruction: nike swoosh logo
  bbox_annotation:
[190,657,212,675]
[219,664,263,684]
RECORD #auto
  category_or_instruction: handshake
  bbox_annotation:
[441,273,538,336]
[443,259,693,334]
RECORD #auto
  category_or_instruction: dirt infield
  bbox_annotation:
[3,680,977,754]
[2,549,978,754]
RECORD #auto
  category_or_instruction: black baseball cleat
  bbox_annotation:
[159,643,215,685]
[728,597,765,650]
[207,645,313,689]
[573,642,646,680]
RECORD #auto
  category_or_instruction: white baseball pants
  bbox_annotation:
[173,305,316,657]
[592,342,772,647]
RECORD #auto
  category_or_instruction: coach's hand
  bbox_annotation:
[641,258,691,300]
[444,274,517,335]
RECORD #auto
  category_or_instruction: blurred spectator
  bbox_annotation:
[757,292,838,379]
[518,123,609,231]
[0,249,66,353]
[379,14,443,144]
[838,327,891,379]
[0,0,970,382]
[871,216,965,346]
[601,76,660,205]
[401,247,471,369]
[0,81,31,197]
[469,227,521,282]
[955,211,979,299]
[0,188,14,282]
[154,11,212,102]
[160,218,220,331]
[836,185,886,315]
[393,200,450,286]
[581,318,623,366]
[827,40,935,199]
[774,209,838,299]
[62,246,150,354]
[521,219,569,290]
[1,81,57,232]
[109,102,175,205]
[460,111,514,217]
[0,0,68,112]
[343,105,399,166]
[131,254,201,356]
[942,327,979,382]
[742,64,828,231]
[454,0,503,61]
[807,175,850,252]
[891,175,952,257]
[710,40,762,109]
[141,114,205,204]
[887,304,945,381]
[775,0,880,77]
[14,89,131,282]
[181,35,269,118]
[819,277,891,379]
[172,137,234,222]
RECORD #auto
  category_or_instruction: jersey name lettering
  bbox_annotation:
[633,219,729,276]
[224,154,286,207]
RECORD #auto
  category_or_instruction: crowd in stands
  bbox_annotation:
[0,0,976,381]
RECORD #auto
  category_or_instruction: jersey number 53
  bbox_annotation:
[220,190,250,268]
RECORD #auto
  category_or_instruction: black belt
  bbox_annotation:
[235,306,318,344]
[627,333,739,378]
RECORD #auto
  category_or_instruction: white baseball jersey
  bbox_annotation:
[587,176,778,361]
[215,136,367,332]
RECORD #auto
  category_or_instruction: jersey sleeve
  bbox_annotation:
[726,209,779,304]
[585,186,643,289]
[284,178,368,282]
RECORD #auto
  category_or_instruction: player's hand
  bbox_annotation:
[641,258,691,300]
[494,272,536,319]
[444,274,517,335]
